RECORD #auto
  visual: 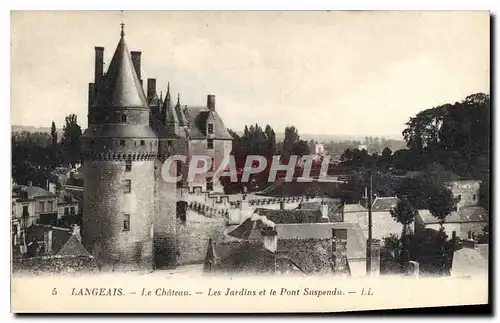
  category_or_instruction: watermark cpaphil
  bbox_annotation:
[161,154,334,183]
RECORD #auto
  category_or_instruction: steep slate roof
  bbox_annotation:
[183,106,232,140]
[274,223,366,260]
[13,185,56,199]
[253,208,323,224]
[25,225,72,255]
[371,197,400,212]
[417,209,461,224]
[258,179,343,198]
[344,203,367,213]
[93,33,148,108]
[458,207,488,222]
[84,30,156,139]
[297,198,344,222]
[56,235,92,257]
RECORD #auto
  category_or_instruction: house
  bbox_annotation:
[204,213,371,277]
[12,184,58,229]
[57,190,81,227]
[415,207,488,240]
[445,180,482,209]
[12,225,97,275]
[343,197,405,241]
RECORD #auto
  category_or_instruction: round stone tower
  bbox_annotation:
[81,26,158,272]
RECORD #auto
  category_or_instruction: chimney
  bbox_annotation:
[72,224,82,242]
[44,230,53,255]
[48,182,56,194]
[130,51,142,81]
[321,202,329,222]
[88,83,95,112]
[261,227,278,253]
[207,94,216,111]
[331,228,348,273]
[94,46,104,89]
[367,239,381,276]
[147,78,156,101]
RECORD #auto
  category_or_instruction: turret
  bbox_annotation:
[81,24,157,272]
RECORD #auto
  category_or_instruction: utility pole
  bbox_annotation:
[366,170,373,276]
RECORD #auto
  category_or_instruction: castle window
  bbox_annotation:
[123,180,131,193]
[120,140,126,147]
[206,177,213,191]
[207,123,214,135]
[123,214,130,231]
[125,160,132,172]
[121,114,127,123]
[140,140,145,147]
[207,139,214,149]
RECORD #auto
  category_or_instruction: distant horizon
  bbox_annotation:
[11,124,405,141]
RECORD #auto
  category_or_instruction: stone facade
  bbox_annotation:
[445,180,482,208]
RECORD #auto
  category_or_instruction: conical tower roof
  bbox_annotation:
[163,82,179,124]
[93,30,148,108]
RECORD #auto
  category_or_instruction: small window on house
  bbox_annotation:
[70,207,76,215]
[167,140,173,148]
[47,201,54,211]
[22,205,28,217]
[38,201,45,213]
[64,207,69,216]
[125,160,132,172]
[140,140,145,147]
[120,140,126,147]
[121,114,127,123]
[123,214,130,231]
[207,139,214,149]
[123,179,131,193]
[206,177,213,191]
[468,231,473,239]
[90,139,94,147]
[473,194,477,201]
[207,123,214,134]
[134,141,137,147]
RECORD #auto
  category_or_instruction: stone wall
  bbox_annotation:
[176,210,227,265]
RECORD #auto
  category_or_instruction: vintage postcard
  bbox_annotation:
[10,10,490,313]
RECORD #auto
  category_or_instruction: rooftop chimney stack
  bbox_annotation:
[130,51,142,86]
[207,94,216,111]
[94,47,104,89]
[147,78,157,101]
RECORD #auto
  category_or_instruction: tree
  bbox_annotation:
[428,185,456,228]
[390,196,418,270]
[282,126,300,159]
[60,114,82,168]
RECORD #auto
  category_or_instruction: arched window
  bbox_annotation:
[121,114,127,123]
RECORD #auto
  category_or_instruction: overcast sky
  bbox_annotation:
[11,11,489,138]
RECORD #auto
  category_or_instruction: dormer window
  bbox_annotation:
[207,123,214,135]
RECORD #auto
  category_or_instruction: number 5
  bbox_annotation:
[52,288,57,296]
